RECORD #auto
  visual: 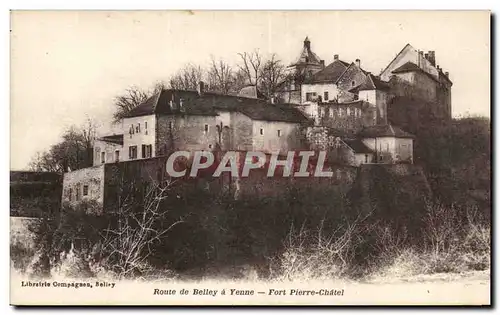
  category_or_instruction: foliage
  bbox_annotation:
[28,119,97,173]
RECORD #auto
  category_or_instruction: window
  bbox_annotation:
[351,81,356,87]
[142,144,152,158]
[145,121,148,135]
[68,188,72,201]
[129,146,138,159]
[115,150,120,162]
[324,91,329,101]
[339,108,344,117]
[130,125,134,134]
[76,183,80,201]
[365,154,369,163]
[347,107,351,116]
[277,130,281,137]
[169,121,173,129]
[83,185,89,196]
[306,92,316,102]
[260,128,264,135]
[101,152,105,164]
[208,144,213,149]
[329,109,334,118]
[136,123,141,133]
[204,124,209,134]
[353,94,359,101]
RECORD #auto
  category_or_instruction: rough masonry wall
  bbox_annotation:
[252,120,306,154]
[230,112,253,151]
[337,65,368,92]
[156,114,218,155]
[62,165,105,214]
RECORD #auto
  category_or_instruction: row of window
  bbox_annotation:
[101,150,120,163]
[320,107,362,118]
[67,184,89,202]
[130,121,149,138]
[129,144,153,160]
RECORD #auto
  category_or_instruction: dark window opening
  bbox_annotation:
[101,152,105,163]
[129,146,138,159]
[260,128,264,135]
[324,91,329,101]
[83,185,89,196]
[277,130,281,137]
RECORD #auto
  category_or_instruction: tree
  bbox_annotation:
[29,119,97,172]
[207,56,235,95]
[237,50,263,86]
[113,82,167,122]
[169,63,205,91]
[259,54,287,99]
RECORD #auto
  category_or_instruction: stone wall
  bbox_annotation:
[156,114,218,155]
[61,165,105,214]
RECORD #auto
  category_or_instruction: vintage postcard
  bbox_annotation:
[10,10,491,306]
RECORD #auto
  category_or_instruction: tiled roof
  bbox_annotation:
[343,139,374,154]
[125,89,311,124]
[357,124,415,139]
[308,59,350,83]
[348,74,390,92]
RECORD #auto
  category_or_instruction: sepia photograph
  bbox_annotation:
[9,10,491,306]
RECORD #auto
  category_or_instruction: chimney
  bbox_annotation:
[437,65,441,71]
[334,54,339,61]
[355,59,361,68]
[445,71,449,77]
[304,36,311,50]
[197,81,205,96]
[427,51,436,66]
[418,51,424,67]
[320,60,325,68]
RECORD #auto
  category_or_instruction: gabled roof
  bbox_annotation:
[357,124,415,139]
[125,89,310,124]
[380,43,414,77]
[307,59,350,83]
[348,73,390,93]
[344,139,374,154]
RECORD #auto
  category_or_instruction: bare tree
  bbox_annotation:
[96,178,183,279]
[207,56,235,94]
[169,63,205,91]
[113,87,150,122]
[29,119,98,172]
[259,54,287,99]
[237,50,263,86]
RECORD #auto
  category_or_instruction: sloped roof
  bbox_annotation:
[357,124,415,139]
[99,134,124,145]
[348,73,390,92]
[344,139,374,154]
[391,61,421,74]
[308,59,350,83]
[125,89,310,124]
[290,37,322,66]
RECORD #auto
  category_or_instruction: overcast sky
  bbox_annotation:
[10,10,490,170]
